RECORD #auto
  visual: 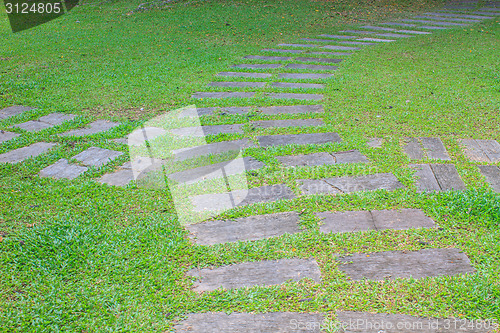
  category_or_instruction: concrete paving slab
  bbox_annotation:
[0,142,56,164]
[72,147,124,167]
[251,119,324,128]
[258,105,324,115]
[192,92,256,99]
[266,93,324,100]
[278,73,334,79]
[0,106,32,120]
[39,158,88,180]
[60,120,120,137]
[217,72,272,78]
[270,82,324,89]
[0,131,20,143]
[208,81,266,88]
[478,165,500,192]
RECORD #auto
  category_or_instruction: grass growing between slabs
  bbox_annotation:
[1,0,500,332]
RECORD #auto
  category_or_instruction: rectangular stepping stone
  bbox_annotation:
[478,165,500,192]
[10,113,76,132]
[208,81,266,88]
[172,139,257,161]
[270,82,324,89]
[335,311,491,333]
[336,40,376,45]
[403,137,451,160]
[414,15,481,22]
[190,184,296,211]
[0,131,20,143]
[170,124,244,137]
[322,45,360,51]
[381,22,418,27]
[261,48,304,53]
[424,12,493,19]
[266,93,323,100]
[316,209,436,234]
[72,147,123,167]
[360,25,395,31]
[186,258,321,292]
[278,73,333,79]
[318,34,357,39]
[301,38,341,43]
[357,37,396,42]
[340,30,376,34]
[258,132,341,147]
[174,312,324,333]
[168,157,264,185]
[60,120,120,137]
[98,167,135,187]
[191,107,252,117]
[396,29,432,34]
[376,33,413,38]
[232,64,281,69]
[251,119,324,128]
[277,43,320,48]
[411,164,466,192]
[258,105,324,115]
[401,19,468,26]
[39,158,88,180]
[295,57,343,63]
[0,142,56,164]
[217,72,272,78]
[421,25,450,29]
[191,92,255,99]
[284,63,338,70]
[297,173,404,195]
[310,51,353,56]
[336,248,475,281]
[460,139,500,162]
[243,55,292,61]
[186,211,300,245]
[0,106,32,120]
[277,150,368,167]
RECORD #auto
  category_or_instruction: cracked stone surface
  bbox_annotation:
[411,164,466,192]
[251,119,324,129]
[169,124,244,137]
[478,165,500,192]
[217,72,272,78]
[186,211,301,245]
[39,158,88,180]
[208,81,266,88]
[258,132,341,147]
[460,139,500,162]
[0,106,32,120]
[11,113,76,132]
[284,63,338,70]
[277,150,368,167]
[72,147,124,167]
[297,173,404,195]
[60,120,120,137]
[258,105,324,115]
[337,248,475,281]
[191,92,255,99]
[0,131,20,143]
[266,93,324,100]
[174,312,325,333]
[403,137,451,160]
[270,82,324,89]
[0,142,57,164]
[172,139,257,161]
[278,73,334,79]
[316,209,436,234]
[186,258,321,292]
[190,184,296,211]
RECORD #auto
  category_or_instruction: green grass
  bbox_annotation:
[1,0,500,331]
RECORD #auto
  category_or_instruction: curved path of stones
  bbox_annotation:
[1,1,500,332]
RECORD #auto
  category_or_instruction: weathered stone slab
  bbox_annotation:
[261,48,304,53]
[168,157,264,185]
[0,142,56,164]
[259,105,324,115]
[191,107,252,117]
[337,248,475,281]
[421,25,449,29]
[318,34,356,39]
[0,106,32,120]
[270,82,324,89]
[316,209,436,234]
[478,165,500,192]
[335,311,493,333]
[298,173,404,195]
[11,113,77,132]
[381,22,417,27]
[360,25,395,31]
[357,37,395,42]
[217,72,272,78]
[251,119,324,129]
[403,137,450,160]
[414,15,481,22]
[396,29,432,34]
[267,93,323,100]
[284,64,338,71]
[258,132,341,147]
[98,168,135,186]
[295,57,343,63]
[340,30,376,34]
[401,19,468,26]
[411,164,466,192]
[376,33,413,38]
[310,51,353,56]
[186,211,300,245]
[190,184,295,211]
[243,55,292,61]
[424,12,493,19]
[0,131,20,143]
[277,150,368,167]
[191,92,255,99]
[208,81,266,88]
[322,45,360,51]
[170,124,244,137]
[278,73,334,79]
[187,258,321,291]
[232,64,281,69]
[60,120,120,137]
[172,139,257,161]
[336,40,376,45]
[278,43,320,48]
[39,158,88,180]
[174,312,325,333]
[460,139,500,162]
[72,147,123,167]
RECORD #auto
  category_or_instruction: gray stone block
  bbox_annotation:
[11,113,77,132]
[169,124,244,137]
[259,105,324,115]
[217,72,272,78]
[186,258,321,292]
[60,120,120,137]
[267,93,323,100]
[396,29,432,34]
[401,19,469,26]
[190,184,296,212]
[337,248,475,281]
[232,64,281,69]
[297,173,404,195]
[336,41,376,45]
[460,139,500,162]
[0,106,32,120]
[403,137,450,160]
[420,26,449,30]
[411,164,466,192]
[270,82,324,89]
[0,142,56,164]
[174,312,325,333]
[301,38,343,43]
[172,139,257,161]
[98,168,135,186]
[190,107,252,117]
[414,15,481,22]
[0,131,20,143]
[278,73,334,79]
[357,37,395,42]
[39,158,88,180]
[339,30,376,34]
[208,81,266,88]
[335,150,370,164]
[186,211,301,245]
[317,208,436,234]
[251,119,324,129]
[318,34,357,39]
[72,147,123,167]
[376,33,414,38]
[284,64,338,70]
[261,48,304,53]
[322,45,360,50]
[295,57,343,63]
[478,165,500,192]
[310,51,353,56]
[258,132,341,147]
[277,150,367,167]
[278,43,320,48]
[381,22,417,27]
[192,92,255,99]
[243,55,292,61]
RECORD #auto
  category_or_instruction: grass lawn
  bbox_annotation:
[1,0,500,331]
